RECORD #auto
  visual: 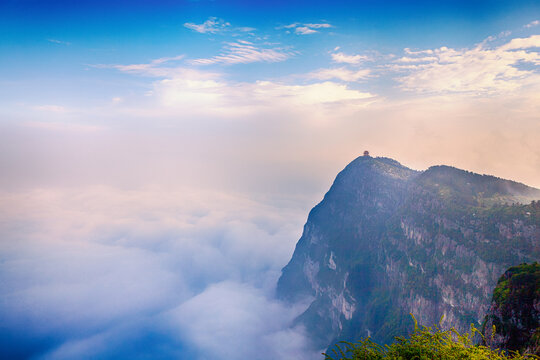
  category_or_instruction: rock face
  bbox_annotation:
[277,155,540,351]
[483,262,540,355]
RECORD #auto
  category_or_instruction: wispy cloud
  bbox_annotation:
[524,20,539,28]
[307,67,371,82]
[47,38,71,45]
[295,27,317,35]
[304,23,332,29]
[331,52,370,64]
[184,17,231,34]
[236,27,257,32]
[282,23,299,29]
[93,55,185,76]
[396,56,438,63]
[278,22,332,35]
[190,41,293,65]
[393,35,540,94]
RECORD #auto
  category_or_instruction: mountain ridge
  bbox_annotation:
[277,154,540,351]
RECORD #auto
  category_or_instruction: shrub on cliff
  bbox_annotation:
[324,316,537,360]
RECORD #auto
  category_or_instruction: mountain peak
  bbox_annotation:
[277,154,540,351]
[342,155,418,181]
[420,164,540,203]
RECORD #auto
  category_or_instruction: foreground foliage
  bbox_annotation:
[483,262,540,355]
[324,316,538,360]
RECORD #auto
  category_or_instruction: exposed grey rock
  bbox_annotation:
[277,155,540,351]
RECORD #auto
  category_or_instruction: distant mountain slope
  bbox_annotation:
[277,155,540,351]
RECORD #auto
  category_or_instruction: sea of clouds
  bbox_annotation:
[0,186,320,359]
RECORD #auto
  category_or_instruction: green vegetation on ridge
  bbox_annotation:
[483,263,540,355]
[324,316,538,360]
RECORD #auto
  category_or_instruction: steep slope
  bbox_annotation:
[277,155,540,351]
[483,262,540,355]
[278,156,418,347]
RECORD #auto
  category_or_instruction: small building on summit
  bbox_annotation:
[363,150,370,157]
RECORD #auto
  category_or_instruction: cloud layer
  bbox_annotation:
[0,187,317,359]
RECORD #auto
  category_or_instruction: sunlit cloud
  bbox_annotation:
[307,67,371,81]
[331,51,370,64]
[250,81,374,105]
[524,20,539,28]
[151,73,375,118]
[295,26,317,35]
[393,35,540,94]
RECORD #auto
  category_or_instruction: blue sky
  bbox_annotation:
[2,0,539,108]
[1,1,540,359]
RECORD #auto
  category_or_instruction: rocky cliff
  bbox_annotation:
[277,155,540,351]
[483,262,540,355]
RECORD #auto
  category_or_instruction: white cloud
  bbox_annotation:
[295,26,317,35]
[149,54,185,65]
[397,56,438,63]
[0,186,311,359]
[251,81,374,105]
[154,72,373,114]
[147,72,375,121]
[331,52,370,64]
[404,48,434,55]
[236,26,256,32]
[304,23,332,29]
[190,41,293,65]
[394,35,540,94]
[184,17,230,34]
[93,55,185,77]
[307,67,371,82]
[169,281,316,360]
[47,38,71,45]
[279,23,299,29]
[524,20,539,28]
[278,22,332,35]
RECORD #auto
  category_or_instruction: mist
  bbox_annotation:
[0,186,322,359]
